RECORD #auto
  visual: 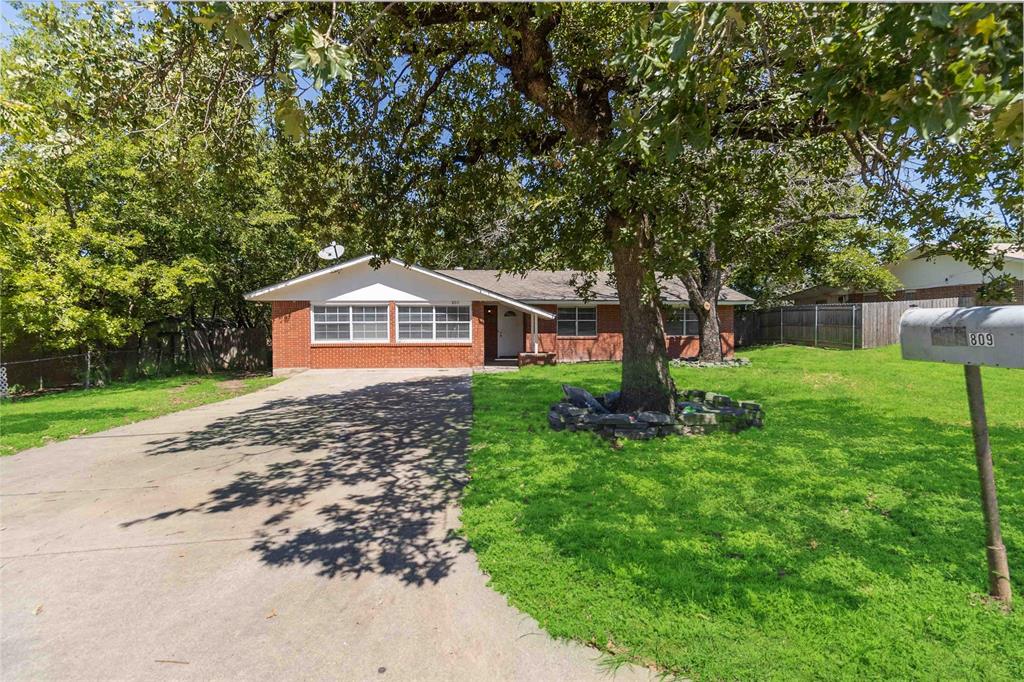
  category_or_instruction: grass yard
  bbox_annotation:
[0,373,282,455]
[465,345,1023,680]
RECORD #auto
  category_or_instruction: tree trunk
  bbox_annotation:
[609,214,675,414]
[683,246,726,363]
[693,302,723,362]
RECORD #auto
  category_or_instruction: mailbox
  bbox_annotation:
[899,304,1021,605]
[900,306,1024,369]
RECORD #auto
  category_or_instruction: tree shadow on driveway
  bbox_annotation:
[121,375,473,586]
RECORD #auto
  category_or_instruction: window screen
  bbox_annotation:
[312,305,388,341]
[665,307,699,336]
[397,305,471,341]
[556,307,597,337]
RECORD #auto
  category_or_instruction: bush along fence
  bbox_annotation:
[548,384,765,441]
[1,326,269,396]
[735,296,972,350]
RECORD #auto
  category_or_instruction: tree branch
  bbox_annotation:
[451,129,565,166]
[384,3,502,28]
[394,51,465,159]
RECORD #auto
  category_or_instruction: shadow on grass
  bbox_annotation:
[120,375,472,586]
[467,369,1023,622]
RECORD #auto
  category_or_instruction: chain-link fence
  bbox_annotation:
[1,327,269,398]
[2,349,182,396]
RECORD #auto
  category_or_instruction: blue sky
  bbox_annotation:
[1,1,25,40]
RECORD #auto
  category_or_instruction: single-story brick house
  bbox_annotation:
[245,255,753,372]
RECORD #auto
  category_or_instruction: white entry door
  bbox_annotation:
[497,306,524,357]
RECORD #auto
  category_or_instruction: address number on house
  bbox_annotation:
[968,331,996,347]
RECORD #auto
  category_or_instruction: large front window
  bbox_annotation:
[557,306,597,337]
[397,305,471,341]
[665,306,699,336]
[312,305,388,342]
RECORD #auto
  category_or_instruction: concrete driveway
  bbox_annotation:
[1,369,646,681]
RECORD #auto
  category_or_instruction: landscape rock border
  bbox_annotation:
[548,384,764,441]
[669,357,752,368]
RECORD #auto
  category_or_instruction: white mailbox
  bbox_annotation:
[900,306,1024,369]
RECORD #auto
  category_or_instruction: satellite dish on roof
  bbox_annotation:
[318,242,345,260]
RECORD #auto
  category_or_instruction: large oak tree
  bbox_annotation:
[4,3,1018,408]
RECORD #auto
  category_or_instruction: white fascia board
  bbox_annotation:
[244,255,374,301]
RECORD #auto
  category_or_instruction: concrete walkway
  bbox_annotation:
[1,370,647,681]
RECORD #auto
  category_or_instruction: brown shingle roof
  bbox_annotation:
[436,270,752,304]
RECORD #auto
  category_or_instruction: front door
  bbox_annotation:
[497,306,524,357]
[484,305,498,361]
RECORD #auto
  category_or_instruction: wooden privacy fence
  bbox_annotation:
[859,297,970,347]
[753,304,862,348]
[185,327,270,373]
[735,297,971,349]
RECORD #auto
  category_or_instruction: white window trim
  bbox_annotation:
[556,305,598,338]
[310,302,391,344]
[396,302,474,344]
[665,306,700,337]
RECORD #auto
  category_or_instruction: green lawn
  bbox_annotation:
[0,373,282,455]
[465,345,1023,680]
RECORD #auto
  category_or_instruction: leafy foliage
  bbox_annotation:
[627,3,1022,299]
[2,2,1018,380]
[0,3,342,350]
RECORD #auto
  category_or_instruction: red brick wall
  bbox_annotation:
[271,301,311,369]
[271,300,737,369]
[528,303,736,362]
[848,280,1022,304]
[271,301,485,370]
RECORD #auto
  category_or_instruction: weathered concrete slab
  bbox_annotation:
[1,369,648,681]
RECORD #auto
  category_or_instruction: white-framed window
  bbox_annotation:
[557,306,597,337]
[665,306,699,336]
[397,305,472,341]
[312,304,389,342]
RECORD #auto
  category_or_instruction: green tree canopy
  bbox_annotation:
[0,3,342,350]
[2,2,1018,409]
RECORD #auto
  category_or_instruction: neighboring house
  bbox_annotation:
[245,255,753,373]
[790,243,1024,305]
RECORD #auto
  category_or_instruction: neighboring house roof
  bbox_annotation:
[903,242,1024,262]
[244,256,754,312]
[989,243,1022,261]
[792,242,1024,300]
[787,285,851,301]
[437,269,753,304]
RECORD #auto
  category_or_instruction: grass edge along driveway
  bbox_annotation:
[1,373,282,455]
[463,345,1023,680]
